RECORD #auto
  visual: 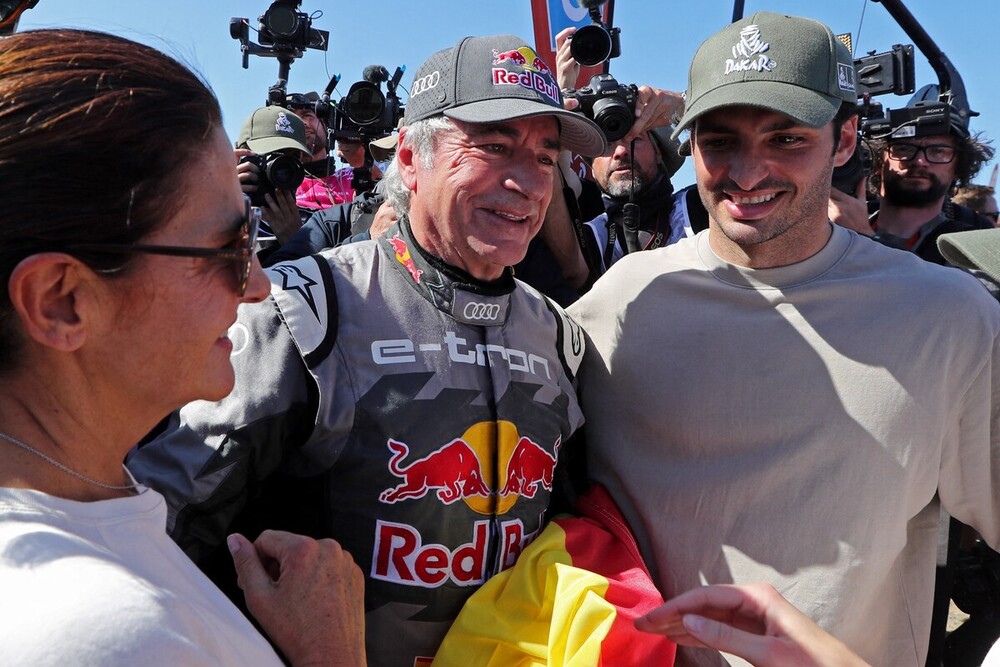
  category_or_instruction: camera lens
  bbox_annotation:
[571,24,613,67]
[592,96,633,142]
[344,82,385,125]
[263,4,299,39]
[265,154,305,191]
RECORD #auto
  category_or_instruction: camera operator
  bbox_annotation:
[285,91,355,211]
[831,93,995,265]
[235,105,310,246]
[550,27,699,278]
[263,133,398,266]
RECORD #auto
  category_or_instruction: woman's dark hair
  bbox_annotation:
[0,29,223,370]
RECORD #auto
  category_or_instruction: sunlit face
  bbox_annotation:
[292,108,327,160]
[592,132,660,198]
[336,140,366,168]
[400,116,560,281]
[881,135,957,207]
[98,127,270,415]
[692,106,856,268]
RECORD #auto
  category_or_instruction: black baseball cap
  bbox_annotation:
[405,34,606,157]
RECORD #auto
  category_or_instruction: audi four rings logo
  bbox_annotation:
[463,302,502,321]
[411,71,441,97]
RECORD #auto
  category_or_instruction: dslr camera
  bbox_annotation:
[563,74,637,142]
[238,152,305,207]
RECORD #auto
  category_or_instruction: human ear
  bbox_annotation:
[7,254,93,352]
[396,128,418,192]
[833,116,859,168]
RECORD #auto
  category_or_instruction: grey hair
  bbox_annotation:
[383,116,456,217]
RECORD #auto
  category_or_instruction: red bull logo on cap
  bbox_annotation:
[491,46,559,105]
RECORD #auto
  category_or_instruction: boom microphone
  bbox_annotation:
[363,65,390,84]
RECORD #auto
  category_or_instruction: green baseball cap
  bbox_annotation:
[673,12,857,140]
[938,229,1000,283]
[236,105,310,156]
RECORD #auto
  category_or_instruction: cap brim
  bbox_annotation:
[938,229,1000,283]
[446,99,607,157]
[369,135,398,163]
[672,80,842,140]
[246,136,310,156]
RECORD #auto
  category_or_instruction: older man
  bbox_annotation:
[569,13,1000,667]
[129,34,604,667]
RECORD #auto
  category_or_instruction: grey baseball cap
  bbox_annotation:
[673,12,857,140]
[405,34,606,157]
[236,105,310,155]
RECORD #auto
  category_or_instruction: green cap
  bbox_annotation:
[938,229,1000,283]
[673,12,857,140]
[236,105,310,156]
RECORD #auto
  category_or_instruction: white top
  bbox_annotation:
[0,485,282,666]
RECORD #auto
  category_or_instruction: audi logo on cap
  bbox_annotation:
[411,71,441,97]
[463,302,502,321]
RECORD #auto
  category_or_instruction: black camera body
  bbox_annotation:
[564,74,637,142]
[239,152,305,206]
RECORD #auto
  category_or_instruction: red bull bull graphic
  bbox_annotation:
[387,232,423,283]
[501,435,561,499]
[379,437,489,504]
[491,45,560,105]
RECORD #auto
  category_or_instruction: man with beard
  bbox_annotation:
[553,27,697,276]
[569,12,1000,667]
[834,93,995,265]
[581,127,706,274]
[285,92,355,211]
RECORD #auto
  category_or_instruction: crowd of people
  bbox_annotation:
[2,8,999,667]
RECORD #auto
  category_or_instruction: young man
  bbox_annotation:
[569,13,1000,667]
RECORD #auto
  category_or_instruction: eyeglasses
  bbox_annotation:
[887,143,957,164]
[67,196,261,296]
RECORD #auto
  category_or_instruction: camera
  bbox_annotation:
[231,0,329,64]
[333,65,405,143]
[569,0,621,67]
[564,74,637,142]
[239,152,305,206]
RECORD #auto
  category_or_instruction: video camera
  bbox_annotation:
[562,0,636,143]
[831,0,977,194]
[231,1,330,108]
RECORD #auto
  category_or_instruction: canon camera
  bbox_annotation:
[564,74,638,143]
[238,152,305,206]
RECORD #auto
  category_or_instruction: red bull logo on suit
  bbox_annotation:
[372,420,561,587]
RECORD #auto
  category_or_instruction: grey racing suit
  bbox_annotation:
[128,217,585,667]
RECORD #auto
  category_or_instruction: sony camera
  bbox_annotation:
[238,152,305,206]
[564,74,637,142]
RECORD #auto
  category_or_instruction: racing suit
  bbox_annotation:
[128,217,585,667]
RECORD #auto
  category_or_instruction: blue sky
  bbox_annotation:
[19,0,1000,188]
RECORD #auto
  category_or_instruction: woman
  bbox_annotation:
[0,29,363,666]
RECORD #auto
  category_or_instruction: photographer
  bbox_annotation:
[552,26,699,277]
[285,91,355,211]
[235,105,310,246]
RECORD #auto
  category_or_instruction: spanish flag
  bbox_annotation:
[432,485,676,666]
